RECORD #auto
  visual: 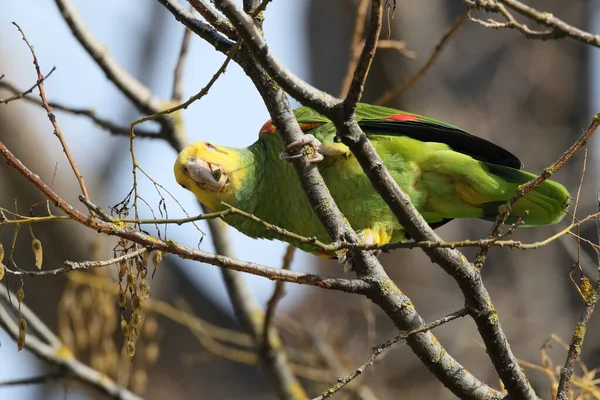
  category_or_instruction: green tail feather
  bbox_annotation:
[483,163,571,226]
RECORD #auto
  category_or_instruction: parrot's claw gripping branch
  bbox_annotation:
[279,134,325,163]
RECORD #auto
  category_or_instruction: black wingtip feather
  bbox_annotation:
[360,120,523,169]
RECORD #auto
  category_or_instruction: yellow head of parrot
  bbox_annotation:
[174,141,245,211]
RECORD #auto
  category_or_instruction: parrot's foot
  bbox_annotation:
[280,134,325,163]
[337,248,383,273]
[337,228,389,272]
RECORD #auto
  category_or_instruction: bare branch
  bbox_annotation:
[339,0,370,98]
[213,0,339,115]
[556,275,600,398]
[0,283,142,400]
[466,0,600,46]
[313,308,469,400]
[159,0,235,54]
[172,11,194,102]
[262,244,294,352]
[475,113,600,268]
[0,81,160,138]
[376,39,416,58]
[376,14,467,105]
[343,0,383,114]
[0,372,65,387]
[13,22,90,201]
[187,0,237,40]
[53,0,165,115]
[4,248,148,277]
[0,67,56,104]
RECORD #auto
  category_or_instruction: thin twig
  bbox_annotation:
[339,0,370,98]
[555,277,600,399]
[343,0,383,114]
[311,328,378,400]
[4,248,148,277]
[53,0,165,115]
[0,67,56,104]
[262,244,294,352]
[0,82,159,137]
[130,40,240,137]
[313,308,469,400]
[376,14,468,105]
[0,283,142,400]
[475,113,600,269]
[0,372,65,387]
[466,0,599,46]
[250,0,272,17]
[172,7,194,102]
[376,39,416,58]
[13,22,90,201]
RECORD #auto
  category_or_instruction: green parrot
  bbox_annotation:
[174,103,570,256]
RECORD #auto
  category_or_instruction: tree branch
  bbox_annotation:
[466,0,599,46]
[0,283,142,400]
[13,22,90,202]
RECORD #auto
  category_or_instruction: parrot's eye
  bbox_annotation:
[204,142,216,151]
[211,168,222,181]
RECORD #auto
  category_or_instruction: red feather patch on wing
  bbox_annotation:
[259,120,326,136]
[386,113,421,122]
[259,119,277,135]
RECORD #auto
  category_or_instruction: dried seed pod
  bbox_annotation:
[121,318,129,336]
[118,260,127,280]
[138,280,150,300]
[31,239,43,269]
[131,295,141,311]
[126,340,136,358]
[133,311,142,326]
[16,287,25,303]
[18,317,27,350]
[118,290,126,308]
[127,270,135,288]
[148,250,163,270]
[0,262,5,281]
[0,243,4,263]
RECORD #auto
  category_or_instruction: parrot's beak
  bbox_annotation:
[183,157,228,192]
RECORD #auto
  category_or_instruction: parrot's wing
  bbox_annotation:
[355,104,522,169]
